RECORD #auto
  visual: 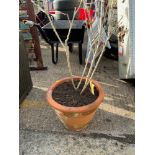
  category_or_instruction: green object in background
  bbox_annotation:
[22,32,32,40]
[19,23,30,30]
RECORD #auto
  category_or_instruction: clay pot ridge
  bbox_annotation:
[47,77,104,113]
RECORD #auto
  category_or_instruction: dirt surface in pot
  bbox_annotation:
[52,80,99,107]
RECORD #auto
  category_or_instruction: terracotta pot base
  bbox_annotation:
[47,77,105,131]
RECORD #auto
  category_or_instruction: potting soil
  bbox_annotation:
[52,80,99,107]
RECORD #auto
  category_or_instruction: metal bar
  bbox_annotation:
[30,66,48,71]
[51,43,58,64]
[79,43,83,64]
[68,43,73,52]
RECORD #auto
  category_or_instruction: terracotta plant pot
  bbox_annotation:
[47,77,105,131]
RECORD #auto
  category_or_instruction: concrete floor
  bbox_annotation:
[19,34,135,155]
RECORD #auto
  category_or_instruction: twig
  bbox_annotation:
[79,0,103,91]
[31,0,82,89]
[76,0,101,89]
[77,0,112,90]
[31,0,65,48]
[80,0,115,94]
[80,36,111,94]
[80,0,105,93]
[64,0,83,89]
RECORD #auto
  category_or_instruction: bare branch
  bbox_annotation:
[80,0,105,93]
[31,0,81,89]
[31,0,117,93]
[80,0,115,94]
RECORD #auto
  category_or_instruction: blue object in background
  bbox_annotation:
[22,32,32,41]
[19,23,30,30]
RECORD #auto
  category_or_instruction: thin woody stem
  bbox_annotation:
[80,36,111,94]
[64,0,83,89]
[32,0,116,94]
[80,0,104,93]
[31,0,66,48]
[31,0,82,89]
[80,0,115,94]
[77,0,111,90]
[75,0,96,89]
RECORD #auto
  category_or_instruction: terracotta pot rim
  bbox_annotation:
[47,76,104,113]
